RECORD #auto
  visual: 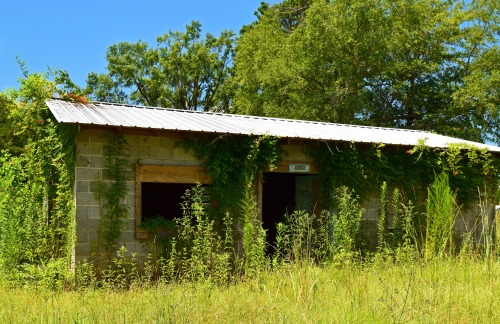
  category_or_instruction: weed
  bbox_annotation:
[242,185,267,278]
[377,181,388,251]
[425,172,458,260]
[332,186,364,261]
[273,209,333,266]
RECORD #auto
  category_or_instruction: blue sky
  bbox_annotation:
[0,0,267,91]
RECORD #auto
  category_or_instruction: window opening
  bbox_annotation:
[135,164,211,239]
[141,182,194,222]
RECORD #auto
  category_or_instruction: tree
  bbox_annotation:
[232,0,500,144]
[450,0,500,144]
[86,21,235,112]
[233,0,387,123]
[0,94,23,154]
[363,0,499,143]
[361,0,464,129]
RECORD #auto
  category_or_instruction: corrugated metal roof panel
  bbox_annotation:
[45,99,500,152]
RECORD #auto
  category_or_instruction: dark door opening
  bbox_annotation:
[261,172,319,253]
[262,173,296,252]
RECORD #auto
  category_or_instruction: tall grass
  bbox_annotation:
[1,172,499,322]
[1,259,500,323]
[332,186,364,259]
[377,181,388,250]
[376,184,420,263]
[496,205,500,258]
[273,209,331,265]
[272,186,364,266]
[241,185,267,278]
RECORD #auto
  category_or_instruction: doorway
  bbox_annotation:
[261,172,319,252]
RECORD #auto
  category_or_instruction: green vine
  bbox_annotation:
[0,73,77,281]
[92,132,130,260]
[310,140,499,209]
[310,142,387,208]
[183,134,281,220]
[184,133,497,232]
[183,134,280,274]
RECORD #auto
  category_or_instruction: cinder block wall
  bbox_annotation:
[74,129,492,260]
[74,128,202,261]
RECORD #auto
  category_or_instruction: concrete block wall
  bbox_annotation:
[74,129,202,261]
[359,194,381,250]
[456,202,497,244]
[74,129,493,260]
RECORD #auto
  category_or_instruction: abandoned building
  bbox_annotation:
[45,99,500,261]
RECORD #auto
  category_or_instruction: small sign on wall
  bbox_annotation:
[288,164,311,173]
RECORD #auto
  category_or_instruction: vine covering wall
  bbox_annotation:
[0,74,77,280]
[184,134,281,221]
[310,140,499,210]
[184,134,498,256]
[91,132,130,262]
[184,134,281,271]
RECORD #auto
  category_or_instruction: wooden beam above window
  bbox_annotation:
[136,164,212,184]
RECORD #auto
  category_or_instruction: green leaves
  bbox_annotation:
[93,133,130,260]
[0,72,76,276]
[233,0,389,122]
[233,0,500,144]
[425,172,457,260]
[87,21,235,112]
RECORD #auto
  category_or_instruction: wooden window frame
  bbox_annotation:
[135,164,211,239]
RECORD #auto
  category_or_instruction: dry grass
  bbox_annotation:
[1,258,499,323]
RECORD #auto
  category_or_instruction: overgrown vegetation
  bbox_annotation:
[1,82,498,289]
[163,185,235,284]
[0,80,499,324]
[67,165,497,290]
[0,72,76,284]
[1,73,498,291]
[3,259,500,323]
[311,140,499,208]
[183,134,281,220]
[0,1,499,319]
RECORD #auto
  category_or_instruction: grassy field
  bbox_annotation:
[1,258,499,323]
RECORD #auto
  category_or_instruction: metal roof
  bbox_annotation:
[46,99,500,152]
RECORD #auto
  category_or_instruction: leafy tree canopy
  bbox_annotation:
[0,61,59,155]
[82,21,235,112]
[232,0,500,144]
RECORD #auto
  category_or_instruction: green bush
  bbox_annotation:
[425,172,457,260]
[273,209,333,266]
[332,186,364,261]
[165,185,234,284]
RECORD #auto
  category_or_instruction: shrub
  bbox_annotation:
[332,186,364,260]
[165,185,233,284]
[425,172,458,260]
